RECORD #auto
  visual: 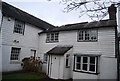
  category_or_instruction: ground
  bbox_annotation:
[2,71,72,81]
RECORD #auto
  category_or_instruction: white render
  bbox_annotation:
[1,16,42,72]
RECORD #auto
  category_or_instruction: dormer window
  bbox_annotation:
[14,20,25,35]
[78,29,97,42]
[46,32,59,43]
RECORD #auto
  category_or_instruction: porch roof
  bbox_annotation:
[74,53,102,56]
[46,45,73,55]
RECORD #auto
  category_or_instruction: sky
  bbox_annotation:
[2,0,119,26]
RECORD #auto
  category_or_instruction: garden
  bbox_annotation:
[2,56,72,81]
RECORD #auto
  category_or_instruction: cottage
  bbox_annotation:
[1,2,54,72]
[0,1,119,80]
[39,19,117,80]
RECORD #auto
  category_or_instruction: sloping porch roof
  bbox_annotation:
[46,45,73,55]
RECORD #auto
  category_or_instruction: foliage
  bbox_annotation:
[60,0,120,21]
[21,56,43,72]
[47,0,120,21]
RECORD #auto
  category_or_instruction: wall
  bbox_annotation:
[1,16,42,72]
[39,27,117,79]
[0,5,2,81]
[118,4,120,32]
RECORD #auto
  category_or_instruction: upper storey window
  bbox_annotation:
[14,20,25,35]
[78,29,97,42]
[46,32,59,43]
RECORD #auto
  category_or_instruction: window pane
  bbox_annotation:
[76,64,81,69]
[78,31,84,40]
[83,64,87,71]
[90,57,95,64]
[89,65,95,71]
[90,30,97,40]
[77,57,81,62]
[51,33,54,41]
[66,55,70,67]
[83,57,87,63]
[46,34,50,42]
[85,31,89,40]
[55,33,58,41]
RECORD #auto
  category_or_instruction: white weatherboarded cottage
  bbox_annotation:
[39,19,117,80]
[1,2,54,72]
[1,2,119,81]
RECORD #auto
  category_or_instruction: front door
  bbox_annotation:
[48,55,60,79]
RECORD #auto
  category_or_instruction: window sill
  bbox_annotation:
[77,40,98,42]
[10,61,21,64]
[73,70,99,75]
[46,41,59,43]
[13,32,24,36]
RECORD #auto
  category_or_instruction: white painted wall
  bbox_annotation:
[63,49,73,79]
[1,16,42,72]
[39,27,117,79]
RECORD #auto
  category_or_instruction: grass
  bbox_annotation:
[2,71,72,81]
[2,73,47,79]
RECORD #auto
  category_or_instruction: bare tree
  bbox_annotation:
[59,0,120,21]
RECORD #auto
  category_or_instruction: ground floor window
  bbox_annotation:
[74,55,99,74]
[10,47,21,61]
[66,54,70,68]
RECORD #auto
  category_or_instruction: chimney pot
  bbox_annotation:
[108,4,117,20]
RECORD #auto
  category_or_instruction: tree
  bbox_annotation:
[49,0,120,21]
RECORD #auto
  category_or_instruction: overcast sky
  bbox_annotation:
[2,0,111,26]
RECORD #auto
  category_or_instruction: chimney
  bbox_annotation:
[108,4,117,20]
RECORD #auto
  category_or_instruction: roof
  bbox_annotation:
[46,45,73,55]
[41,19,117,33]
[2,2,55,30]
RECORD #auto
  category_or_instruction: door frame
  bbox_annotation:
[48,55,61,79]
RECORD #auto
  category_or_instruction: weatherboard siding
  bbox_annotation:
[2,16,42,72]
[39,27,115,57]
[39,26,117,79]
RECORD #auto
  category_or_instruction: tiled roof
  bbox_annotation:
[46,45,73,55]
[2,2,55,30]
[42,19,117,33]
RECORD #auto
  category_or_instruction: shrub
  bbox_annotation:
[21,56,43,72]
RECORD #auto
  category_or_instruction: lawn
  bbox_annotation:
[2,71,72,81]
[2,72,47,79]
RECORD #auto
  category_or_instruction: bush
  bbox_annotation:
[21,56,43,72]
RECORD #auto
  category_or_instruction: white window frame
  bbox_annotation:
[14,20,25,35]
[10,47,21,61]
[78,29,98,42]
[46,32,59,43]
[74,56,98,74]
[66,54,70,68]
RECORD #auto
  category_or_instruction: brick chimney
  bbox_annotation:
[108,4,117,20]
